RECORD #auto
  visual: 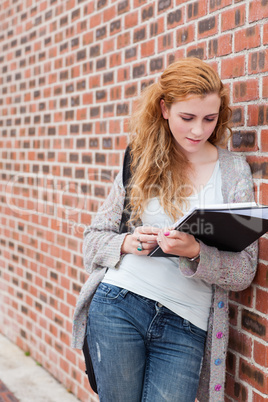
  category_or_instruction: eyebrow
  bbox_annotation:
[179,112,219,117]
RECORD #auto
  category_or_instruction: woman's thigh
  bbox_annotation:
[87,283,147,402]
[142,312,206,402]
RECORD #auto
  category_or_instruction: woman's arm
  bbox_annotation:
[83,170,129,274]
[179,240,258,292]
[179,158,258,291]
[83,170,160,273]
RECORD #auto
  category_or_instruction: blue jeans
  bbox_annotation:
[87,283,206,402]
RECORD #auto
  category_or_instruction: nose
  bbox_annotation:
[191,120,204,136]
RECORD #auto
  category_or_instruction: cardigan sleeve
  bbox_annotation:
[82,169,130,275]
[179,156,258,292]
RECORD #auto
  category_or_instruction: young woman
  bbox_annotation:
[72,58,258,402]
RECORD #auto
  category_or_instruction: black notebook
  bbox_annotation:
[148,202,268,257]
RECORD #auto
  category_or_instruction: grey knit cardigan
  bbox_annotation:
[72,147,258,402]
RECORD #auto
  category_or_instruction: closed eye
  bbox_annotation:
[205,117,217,122]
[181,117,193,121]
[181,117,217,122]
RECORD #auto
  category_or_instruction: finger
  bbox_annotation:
[135,226,161,235]
[138,235,158,243]
[137,240,157,250]
[163,229,185,239]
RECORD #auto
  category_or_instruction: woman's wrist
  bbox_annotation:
[121,234,131,255]
[187,240,200,262]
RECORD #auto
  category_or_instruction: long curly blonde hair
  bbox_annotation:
[128,58,232,222]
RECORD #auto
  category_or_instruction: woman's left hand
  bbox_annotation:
[157,229,200,259]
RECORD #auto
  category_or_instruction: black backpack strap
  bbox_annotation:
[119,145,132,234]
[82,334,98,393]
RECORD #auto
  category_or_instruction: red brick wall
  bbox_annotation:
[0,0,267,401]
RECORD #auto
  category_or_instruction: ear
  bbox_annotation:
[160,99,169,120]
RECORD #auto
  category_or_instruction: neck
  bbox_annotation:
[185,142,218,165]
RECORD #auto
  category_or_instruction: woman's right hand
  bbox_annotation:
[121,226,160,256]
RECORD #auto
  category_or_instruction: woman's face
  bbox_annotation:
[160,93,221,158]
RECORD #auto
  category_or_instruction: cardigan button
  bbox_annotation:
[218,301,224,308]
[214,358,222,366]
[215,384,222,391]
[216,331,223,339]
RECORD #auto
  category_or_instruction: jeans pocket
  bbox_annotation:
[93,282,128,303]
[183,319,207,343]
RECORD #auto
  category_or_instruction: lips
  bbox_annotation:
[187,138,201,144]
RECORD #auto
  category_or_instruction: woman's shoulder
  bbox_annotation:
[217,146,253,190]
[217,146,250,170]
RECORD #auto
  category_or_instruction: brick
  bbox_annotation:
[125,46,137,62]
[158,33,173,52]
[141,3,154,21]
[118,66,130,82]
[259,236,268,260]
[209,0,232,10]
[198,15,217,38]
[249,49,268,74]
[118,0,130,15]
[117,31,131,48]
[167,8,183,28]
[230,286,254,308]
[110,52,122,67]
[186,42,206,59]
[253,262,268,288]
[208,34,232,58]
[133,0,147,6]
[158,0,172,13]
[110,86,122,100]
[255,288,268,314]
[231,130,258,152]
[264,22,268,45]
[226,351,236,376]
[221,55,245,79]
[221,4,246,31]
[110,19,121,35]
[103,38,115,54]
[141,39,155,57]
[133,62,146,79]
[234,25,261,52]
[242,309,268,341]
[176,24,195,47]
[124,10,138,29]
[253,391,268,402]
[229,302,238,326]
[249,0,268,22]
[225,373,248,401]
[124,83,137,98]
[248,104,268,126]
[133,26,146,43]
[261,130,268,152]
[89,12,101,29]
[233,79,258,102]
[247,156,268,179]
[150,56,164,72]
[103,5,116,23]
[240,358,268,394]
[187,0,207,20]
[263,76,268,99]
[228,327,252,357]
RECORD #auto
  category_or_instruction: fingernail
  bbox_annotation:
[164,231,170,236]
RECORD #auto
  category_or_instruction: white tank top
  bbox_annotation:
[103,161,223,330]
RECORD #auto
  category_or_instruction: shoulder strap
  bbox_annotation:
[119,146,132,233]
[122,145,132,188]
